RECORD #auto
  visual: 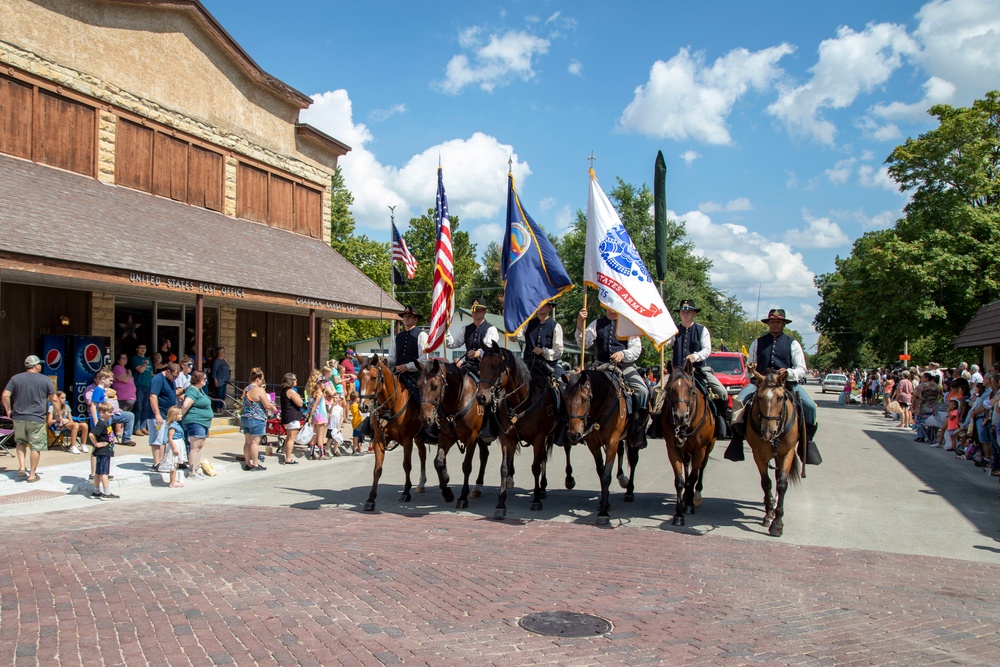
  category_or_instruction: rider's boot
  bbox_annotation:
[478,410,498,443]
[630,406,649,449]
[713,398,730,440]
[804,422,822,465]
[723,419,746,462]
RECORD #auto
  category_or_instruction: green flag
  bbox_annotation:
[654,150,668,281]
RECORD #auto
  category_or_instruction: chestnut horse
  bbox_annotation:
[744,366,803,537]
[418,359,490,509]
[660,361,716,526]
[563,370,628,525]
[356,354,428,512]
[475,342,563,519]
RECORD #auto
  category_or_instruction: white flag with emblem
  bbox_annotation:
[584,168,677,348]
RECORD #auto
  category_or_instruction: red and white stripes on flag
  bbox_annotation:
[425,166,454,354]
[391,222,418,279]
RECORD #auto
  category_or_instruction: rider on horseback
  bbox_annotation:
[576,305,650,448]
[668,299,730,440]
[723,308,821,464]
[445,300,500,440]
[518,300,567,444]
[387,305,428,399]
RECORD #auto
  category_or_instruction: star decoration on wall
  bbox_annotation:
[119,315,142,340]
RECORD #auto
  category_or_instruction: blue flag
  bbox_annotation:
[502,172,574,335]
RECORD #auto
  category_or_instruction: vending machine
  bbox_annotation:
[38,335,110,417]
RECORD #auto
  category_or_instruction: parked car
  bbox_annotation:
[821,373,848,393]
[706,352,750,396]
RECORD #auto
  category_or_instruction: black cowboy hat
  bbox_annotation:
[399,305,420,318]
[469,300,487,311]
[678,299,700,312]
[761,308,792,324]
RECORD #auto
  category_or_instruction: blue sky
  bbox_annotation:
[203,0,1000,351]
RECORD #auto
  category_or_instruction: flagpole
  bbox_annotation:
[389,206,396,338]
[580,287,587,370]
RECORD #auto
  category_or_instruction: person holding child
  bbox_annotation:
[88,402,119,499]
[159,406,188,488]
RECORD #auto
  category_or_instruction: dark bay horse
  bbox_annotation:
[563,369,628,525]
[660,361,716,526]
[418,359,490,509]
[744,366,803,537]
[356,354,428,512]
[475,342,563,519]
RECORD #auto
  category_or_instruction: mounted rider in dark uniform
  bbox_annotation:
[445,300,500,441]
[387,305,428,401]
[517,301,565,380]
[668,299,730,439]
[576,305,650,448]
[723,308,821,464]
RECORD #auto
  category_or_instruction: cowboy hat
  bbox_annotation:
[761,308,792,324]
[469,300,487,311]
[678,299,700,312]
[399,305,420,318]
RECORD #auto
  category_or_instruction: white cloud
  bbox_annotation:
[567,59,583,76]
[440,29,551,94]
[824,158,856,184]
[698,197,753,213]
[841,207,900,230]
[768,23,918,144]
[301,89,530,232]
[618,44,794,144]
[680,150,701,165]
[538,197,557,212]
[368,103,407,123]
[858,164,898,192]
[912,0,1000,105]
[870,76,956,122]
[783,213,850,249]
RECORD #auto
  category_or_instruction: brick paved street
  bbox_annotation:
[2,500,999,666]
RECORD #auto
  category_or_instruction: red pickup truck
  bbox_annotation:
[706,352,750,397]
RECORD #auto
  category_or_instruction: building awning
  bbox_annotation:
[953,300,1000,348]
[0,153,402,318]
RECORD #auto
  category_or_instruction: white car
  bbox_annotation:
[821,373,848,393]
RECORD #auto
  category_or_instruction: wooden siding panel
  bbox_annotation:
[188,145,223,212]
[269,174,294,230]
[237,162,268,223]
[36,90,95,176]
[0,74,32,159]
[114,119,154,192]
[294,184,322,238]
[152,133,188,201]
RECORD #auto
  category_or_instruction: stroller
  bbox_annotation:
[258,393,285,455]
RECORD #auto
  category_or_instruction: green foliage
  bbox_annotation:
[815,91,1000,367]
[472,241,504,313]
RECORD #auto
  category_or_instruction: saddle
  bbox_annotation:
[589,362,631,408]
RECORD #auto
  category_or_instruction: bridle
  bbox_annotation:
[421,365,481,430]
[667,370,711,443]
[359,361,408,427]
[565,372,619,443]
[749,380,794,451]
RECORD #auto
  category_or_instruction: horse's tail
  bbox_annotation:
[787,452,802,486]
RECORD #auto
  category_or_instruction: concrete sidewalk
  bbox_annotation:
[0,425,357,500]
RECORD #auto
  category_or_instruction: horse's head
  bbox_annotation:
[752,367,789,441]
[667,361,697,429]
[357,354,380,413]
[476,341,506,406]
[418,359,446,428]
[563,372,592,444]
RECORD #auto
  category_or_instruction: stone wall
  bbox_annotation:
[91,292,115,339]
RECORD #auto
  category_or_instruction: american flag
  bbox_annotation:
[425,166,454,354]
[391,222,417,279]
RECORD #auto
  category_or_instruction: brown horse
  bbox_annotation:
[356,354,428,512]
[418,359,490,509]
[744,366,803,537]
[660,361,716,526]
[563,369,628,525]
[475,342,562,519]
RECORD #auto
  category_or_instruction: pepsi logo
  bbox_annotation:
[45,349,63,370]
[83,343,103,372]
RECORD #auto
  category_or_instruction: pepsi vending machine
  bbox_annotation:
[41,334,66,393]
[67,335,111,417]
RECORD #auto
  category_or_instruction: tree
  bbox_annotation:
[815,91,1000,366]
[472,241,504,313]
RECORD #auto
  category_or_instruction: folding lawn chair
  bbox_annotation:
[0,416,15,456]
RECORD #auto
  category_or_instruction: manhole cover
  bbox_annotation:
[518,611,612,637]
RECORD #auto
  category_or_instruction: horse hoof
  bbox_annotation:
[399,493,411,503]
[617,474,628,489]
[494,508,507,520]
[565,477,576,490]
[442,489,455,503]
[769,523,783,537]
[595,515,611,526]
[469,489,481,499]
[455,499,469,510]
[415,486,426,494]
[363,501,376,512]
[671,515,684,526]
[693,492,703,508]
[623,493,635,503]
[530,502,543,511]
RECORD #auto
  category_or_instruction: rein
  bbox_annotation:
[364,362,409,428]
[748,384,796,451]
[668,372,711,443]
[424,368,480,429]
[566,372,620,441]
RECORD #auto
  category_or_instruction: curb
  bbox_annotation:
[66,456,238,495]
